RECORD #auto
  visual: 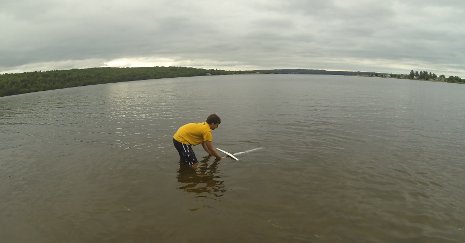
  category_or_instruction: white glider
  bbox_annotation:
[216,148,239,161]
[216,147,263,161]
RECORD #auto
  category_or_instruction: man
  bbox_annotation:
[173,114,223,167]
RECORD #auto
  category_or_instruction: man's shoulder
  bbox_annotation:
[182,122,209,131]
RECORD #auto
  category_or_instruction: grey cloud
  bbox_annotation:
[1,0,464,76]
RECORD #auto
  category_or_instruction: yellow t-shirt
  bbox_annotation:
[173,122,213,145]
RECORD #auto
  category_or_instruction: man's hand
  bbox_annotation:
[203,141,223,160]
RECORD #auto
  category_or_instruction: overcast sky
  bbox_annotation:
[1,0,464,77]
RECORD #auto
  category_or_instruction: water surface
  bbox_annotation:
[1,75,464,242]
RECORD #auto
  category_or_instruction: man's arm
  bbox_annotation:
[202,141,222,160]
[201,142,211,155]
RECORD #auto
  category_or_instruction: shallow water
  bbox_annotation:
[1,74,465,242]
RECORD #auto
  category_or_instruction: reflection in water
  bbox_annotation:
[176,156,225,198]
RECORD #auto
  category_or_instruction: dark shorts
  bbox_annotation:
[173,139,198,166]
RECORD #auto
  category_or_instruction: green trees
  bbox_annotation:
[407,70,463,83]
[447,76,463,83]
[409,70,415,79]
[409,70,435,80]
[1,67,463,97]
[0,67,241,97]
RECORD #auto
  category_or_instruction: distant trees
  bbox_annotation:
[409,70,435,80]
[0,67,245,97]
[407,70,463,83]
[444,75,462,83]
[1,66,463,97]
[409,70,415,79]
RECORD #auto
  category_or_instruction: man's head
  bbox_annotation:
[206,114,221,130]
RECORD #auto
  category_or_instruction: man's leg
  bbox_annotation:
[173,139,198,166]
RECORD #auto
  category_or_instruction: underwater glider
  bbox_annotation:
[216,148,239,161]
[216,147,263,161]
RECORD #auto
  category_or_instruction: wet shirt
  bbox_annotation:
[173,122,213,145]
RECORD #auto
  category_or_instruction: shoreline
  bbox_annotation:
[1,67,463,98]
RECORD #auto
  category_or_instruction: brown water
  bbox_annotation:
[1,74,464,242]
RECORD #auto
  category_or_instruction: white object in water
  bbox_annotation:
[233,147,263,156]
[216,148,239,161]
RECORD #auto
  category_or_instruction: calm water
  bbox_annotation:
[1,74,464,242]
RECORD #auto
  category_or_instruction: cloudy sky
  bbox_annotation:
[1,0,464,77]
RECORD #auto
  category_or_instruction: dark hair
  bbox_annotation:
[206,114,221,124]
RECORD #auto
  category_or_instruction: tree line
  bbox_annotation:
[1,67,463,97]
[0,67,245,97]
[407,70,463,83]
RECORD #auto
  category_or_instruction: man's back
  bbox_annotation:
[173,122,213,145]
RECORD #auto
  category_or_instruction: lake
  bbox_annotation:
[1,74,464,242]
